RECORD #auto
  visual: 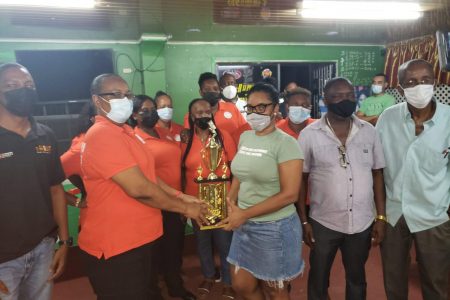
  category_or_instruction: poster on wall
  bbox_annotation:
[217,63,279,99]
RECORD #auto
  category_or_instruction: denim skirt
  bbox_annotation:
[227,213,304,284]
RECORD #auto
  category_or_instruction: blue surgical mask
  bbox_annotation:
[371,84,383,95]
[288,106,311,124]
[157,107,173,121]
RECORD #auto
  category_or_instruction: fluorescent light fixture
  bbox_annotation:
[0,0,96,9]
[300,1,422,20]
[140,33,172,42]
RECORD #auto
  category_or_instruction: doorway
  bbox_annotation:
[216,61,336,118]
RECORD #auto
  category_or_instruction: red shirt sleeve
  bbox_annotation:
[60,135,84,177]
[221,130,237,161]
[231,123,251,146]
[61,149,81,177]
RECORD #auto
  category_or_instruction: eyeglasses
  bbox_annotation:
[338,145,349,168]
[244,103,273,114]
[97,91,134,100]
[401,78,434,89]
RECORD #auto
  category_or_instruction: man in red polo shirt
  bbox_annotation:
[184,72,250,144]
[80,74,208,300]
[276,87,316,140]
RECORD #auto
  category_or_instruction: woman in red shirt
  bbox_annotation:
[60,102,96,209]
[79,74,207,300]
[154,91,184,142]
[181,98,237,299]
[131,95,195,300]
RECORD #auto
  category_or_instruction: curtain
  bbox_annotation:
[384,34,450,87]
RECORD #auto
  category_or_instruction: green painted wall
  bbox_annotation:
[161,43,384,124]
[0,40,384,125]
[139,41,166,97]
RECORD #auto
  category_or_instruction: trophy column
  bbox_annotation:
[194,123,230,230]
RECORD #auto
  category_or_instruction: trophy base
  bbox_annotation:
[196,179,228,231]
[200,224,226,230]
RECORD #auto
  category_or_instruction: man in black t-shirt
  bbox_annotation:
[0,63,69,300]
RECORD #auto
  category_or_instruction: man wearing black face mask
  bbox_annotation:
[183,72,250,145]
[0,63,70,300]
[298,77,387,300]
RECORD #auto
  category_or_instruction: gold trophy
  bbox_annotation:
[195,120,230,230]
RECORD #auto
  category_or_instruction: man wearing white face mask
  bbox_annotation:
[276,87,316,140]
[376,59,450,300]
[356,73,395,125]
[154,91,183,142]
[79,74,209,300]
[219,73,247,119]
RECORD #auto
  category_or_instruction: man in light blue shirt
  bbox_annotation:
[376,59,450,300]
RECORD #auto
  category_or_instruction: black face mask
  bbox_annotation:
[203,92,221,106]
[3,87,38,117]
[194,117,211,130]
[327,99,357,119]
[140,109,159,129]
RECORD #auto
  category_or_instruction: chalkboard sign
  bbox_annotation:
[339,50,380,86]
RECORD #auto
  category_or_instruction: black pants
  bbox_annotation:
[82,241,161,300]
[153,211,188,297]
[307,219,372,300]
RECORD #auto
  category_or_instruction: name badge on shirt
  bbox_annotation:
[35,145,52,154]
[224,111,232,119]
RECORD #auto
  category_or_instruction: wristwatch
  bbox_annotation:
[57,237,73,247]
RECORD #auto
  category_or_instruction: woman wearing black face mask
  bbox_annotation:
[131,95,197,300]
[181,98,237,299]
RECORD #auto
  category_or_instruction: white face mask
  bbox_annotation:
[403,84,434,109]
[222,85,238,100]
[157,107,173,121]
[288,106,311,124]
[99,97,133,124]
[247,113,272,132]
[371,84,383,95]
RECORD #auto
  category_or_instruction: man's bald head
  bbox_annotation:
[90,74,125,96]
[398,59,434,85]
[0,63,31,82]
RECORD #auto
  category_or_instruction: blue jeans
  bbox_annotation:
[0,237,55,300]
[193,224,233,285]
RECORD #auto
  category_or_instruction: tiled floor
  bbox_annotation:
[53,237,425,300]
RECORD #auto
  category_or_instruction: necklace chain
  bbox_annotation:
[325,116,353,147]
